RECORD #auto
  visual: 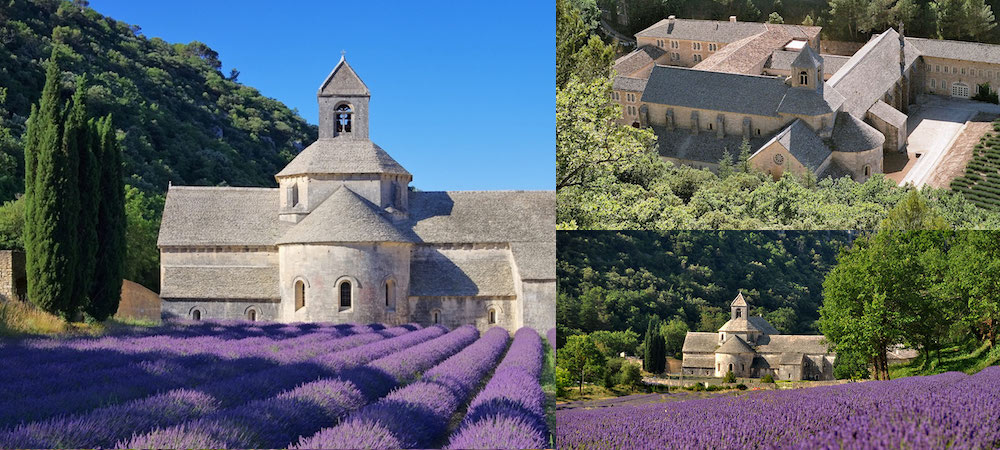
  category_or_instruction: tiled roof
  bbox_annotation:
[682,332,719,353]
[828,28,921,118]
[158,187,290,247]
[404,191,555,245]
[277,186,411,244]
[719,317,761,333]
[756,334,831,354]
[907,37,1000,65]
[831,111,885,153]
[695,26,813,75]
[276,138,410,178]
[636,18,820,44]
[776,87,838,116]
[161,265,279,300]
[748,316,779,335]
[511,242,556,280]
[683,354,716,368]
[409,248,515,297]
[731,292,748,307]
[867,99,907,128]
[653,125,770,166]
[614,45,666,77]
[791,44,823,69]
[756,119,831,172]
[643,65,788,117]
[779,352,806,365]
[716,335,754,354]
[613,76,647,92]
[767,50,851,75]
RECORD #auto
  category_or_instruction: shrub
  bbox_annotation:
[736,383,748,390]
[691,382,706,391]
[722,370,736,383]
[705,384,723,391]
[761,373,775,383]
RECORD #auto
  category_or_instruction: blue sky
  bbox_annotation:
[88,1,554,191]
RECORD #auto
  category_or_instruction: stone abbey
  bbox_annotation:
[157,57,555,332]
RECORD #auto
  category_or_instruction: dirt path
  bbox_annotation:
[926,112,997,189]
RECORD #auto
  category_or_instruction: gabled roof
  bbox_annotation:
[318,56,370,97]
[867,99,907,128]
[754,119,831,172]
[767,50,851,75]
[158,187,291,247]
[613,76,648,92]
[276,138,410,178]
[748,316,780,335]
[791,44,823,69]
[636,18,820,44]
[682,332,719,353]
[403,191,554,244]
[511,242,556,280]
[756,335,831,355]
[277,186,411,244]
[776,85,839,116]
[828,28,921,118]
[831,111,885,153]
[906,37,1000,65]
[643,65,788,117]
[614,45,666,77]
[682,354,716,368]
[716,335,754,354]
[731,292,748,307]
[779,352,806,365]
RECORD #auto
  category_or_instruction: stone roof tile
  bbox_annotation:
[716,335,754,354]
[831,111,885,153]
[756,119,831,172]
[829,28,921,118]
[511,242,556,280]
[636,18,819,44]
[404,191,555,244]
[682,332,719,353]
[613,76,648,92]
[643,65,788,117]
[157,187,290,247]
[277,186,411,244]
[907,37,1000,65]
[614,45,666,77]
[756,335,831,354]
[276,138,410,178]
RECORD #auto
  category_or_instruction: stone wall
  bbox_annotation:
[519,280,556,333]
[918,55,1000,98]
[115,280,162,322]
[0,250,26,302]
[162,299,280,322]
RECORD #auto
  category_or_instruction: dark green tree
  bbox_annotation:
[69,76,98,318]
[87,115,126,320]
[24,56,81,319]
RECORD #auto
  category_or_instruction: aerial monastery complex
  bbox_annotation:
[157,57,555,332]
[613,16,1000,180]
[682,292,835,380]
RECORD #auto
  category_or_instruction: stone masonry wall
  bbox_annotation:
[0,250,26,302]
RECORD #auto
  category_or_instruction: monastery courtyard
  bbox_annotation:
[889,94,1000,186]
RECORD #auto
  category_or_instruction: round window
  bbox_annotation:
[773,153,785,165]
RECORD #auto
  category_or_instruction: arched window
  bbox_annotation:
[295,280,306,311]
[340,281,352,309]
[432,309,441,324]
[335,104,352,134]
[864,165,871,177]
[488,308,497,324]
[385,279,396,310]
[247,309,257,321]
[735,308,742,318]
[191,309,201,321]
[728,363,733,372]
[799,71,808,85]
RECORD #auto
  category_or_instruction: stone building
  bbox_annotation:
[157,57,556,333]
[0,250,26,303]
[613,17,1000,181]
[681,292,835,381]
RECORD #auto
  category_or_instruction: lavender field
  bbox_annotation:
[558,366,1000,449]
[0,320,553,449]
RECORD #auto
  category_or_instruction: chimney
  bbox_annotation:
[668,15,676,24]
[730,16,737,22]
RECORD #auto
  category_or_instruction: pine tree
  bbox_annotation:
[70,76,98,318]
[87,114,126,321]
[24,56,81,319]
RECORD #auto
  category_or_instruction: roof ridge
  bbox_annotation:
[169,186,277,192]
[653,64,782,81]
[828,29,896,86]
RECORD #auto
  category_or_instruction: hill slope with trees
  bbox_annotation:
[0,0,317,203]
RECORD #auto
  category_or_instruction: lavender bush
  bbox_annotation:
[295,326,509,449]
[446,327,548,449]
[557,366,1000,449]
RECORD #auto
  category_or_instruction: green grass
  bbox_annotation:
[0,300,158,337]
[889,341,1000,379]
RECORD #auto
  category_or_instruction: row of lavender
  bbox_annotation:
[557,366,1000,449]
[1,321,553,449]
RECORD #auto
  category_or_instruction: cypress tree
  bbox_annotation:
[643,317,659,372]
[70,76,99,318]
[651,328,667,374]
[24,56,80,319]
[86,114,126,321]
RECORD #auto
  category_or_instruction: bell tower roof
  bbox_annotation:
[791,44,823,70]
[319,54,370,97]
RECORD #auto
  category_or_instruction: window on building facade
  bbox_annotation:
[961,67,966,75]
[385,279,396,310]
[671,40,678,49]
[339,281,352,308]
[799,71,809,85]
[247,309,257,321]
[488,308,497,324]
[931,79,936,89]
[693,54,702,62]
[935,65,940,72]
[693,42,701,50]
[295,280,305,311]
[432,310,441,324]
[671,52,680,61]
[864,165,871,177]
[191,309,201,320]
[709,43,717,51]
[335,104,353,134]
[708,122,713,130]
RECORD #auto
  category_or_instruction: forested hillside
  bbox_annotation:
[557,231,855,343]
[0,0,317,203]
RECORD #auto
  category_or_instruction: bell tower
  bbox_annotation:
[318,52,370,139]
[790,44,824,94]
[731,291,748,320]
